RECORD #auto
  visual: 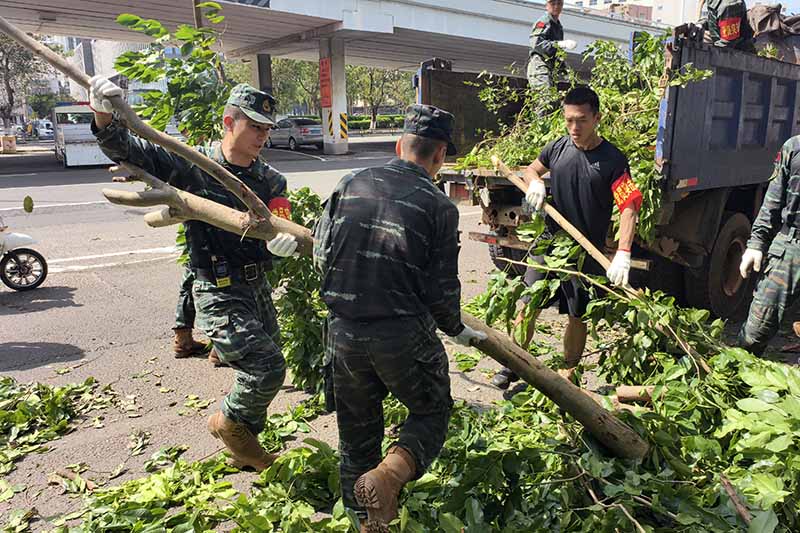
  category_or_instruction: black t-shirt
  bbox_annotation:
[539,136,637,250]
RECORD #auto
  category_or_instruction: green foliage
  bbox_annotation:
[27,92,65,120]
[0,377,113,477]
[456,32,712,243]
[114,8,231,145]
[267,188,327,392]
[0,34,51,127]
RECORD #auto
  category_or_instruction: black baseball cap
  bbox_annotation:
[403,104,457,156]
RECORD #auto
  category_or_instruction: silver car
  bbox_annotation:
[267,117,323,151]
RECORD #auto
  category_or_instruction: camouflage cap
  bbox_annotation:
[226,83,277,125]
[403,104,457,156]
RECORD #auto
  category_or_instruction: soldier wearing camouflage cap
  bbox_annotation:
[528,0,576,89]
[739,136,800,356]
[313,104,486,532]
[89,77,295,471]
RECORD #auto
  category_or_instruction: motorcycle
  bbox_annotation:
[0,216,48,291]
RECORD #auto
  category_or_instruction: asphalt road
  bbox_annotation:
[0,137,509,526]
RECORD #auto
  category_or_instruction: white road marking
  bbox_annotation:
[50,254,177,273]
[50,246,178,264]
[0,200,108,212]
[0,172,39,178]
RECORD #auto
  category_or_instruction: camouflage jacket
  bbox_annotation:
[748,136,800,252]
[93,118,288,269]
[530,13,564,61]
[706,0,753,49]
[312,158,464,336]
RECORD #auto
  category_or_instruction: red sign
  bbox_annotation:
[319,57,332,109]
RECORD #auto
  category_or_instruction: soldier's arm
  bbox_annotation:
[713,3,746,47]
[426,202,464,337]
[530,19,558,58]
[748,145,791,252]
[313,176,348,275]
[92,117,193,188]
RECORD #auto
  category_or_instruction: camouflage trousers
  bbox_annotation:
[174,266,196,330]
[739,233,800,355]
[327,313,454,517]
[193,275,286,434]
[527,55,552,89]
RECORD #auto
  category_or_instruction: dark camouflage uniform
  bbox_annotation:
[739,137,800,355]
[313,157,462,516]
[706,0,755,52]
[94,119,288,435]
[528,13,564,89]
[174,266,196,330]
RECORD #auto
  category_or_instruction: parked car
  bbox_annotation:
[267,117,323,150]
[37,127,54,141]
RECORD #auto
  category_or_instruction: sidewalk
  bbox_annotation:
[0,140,53,156]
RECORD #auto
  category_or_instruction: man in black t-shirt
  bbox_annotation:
[492,87,643,389]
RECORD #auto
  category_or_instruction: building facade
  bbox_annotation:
[566,0,701,26]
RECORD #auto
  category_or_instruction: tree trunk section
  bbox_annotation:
[463,312,649,460]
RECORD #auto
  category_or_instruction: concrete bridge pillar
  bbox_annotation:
[319,37,348,155]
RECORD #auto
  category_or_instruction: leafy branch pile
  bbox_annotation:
[0,377,113,477]
[456,33,711,241]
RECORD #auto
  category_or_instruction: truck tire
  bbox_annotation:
[684,212,751,318]
[489,244,528,278]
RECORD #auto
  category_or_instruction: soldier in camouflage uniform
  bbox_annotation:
[700,0,755,52]
[528,0,576,89]
[313,105,486,532]
[739,136,800,356]
[89,77,297,471]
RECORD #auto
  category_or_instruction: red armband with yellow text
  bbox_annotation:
[611,171,643,213]
[719,17,742,41]
[268,197,292,220]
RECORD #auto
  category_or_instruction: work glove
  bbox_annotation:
[525,180,547,211]
[452,325,488,347]
[89,75,122,114]
[556,39,578,50]
[739,248,763,279]
[606,250,631,287]
[267,233,298,257]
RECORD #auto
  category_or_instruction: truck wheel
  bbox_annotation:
[489,244,528,278]
[684,212,751,318]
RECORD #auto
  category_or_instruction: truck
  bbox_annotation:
[53,103,114,167]
[428,25,800,319]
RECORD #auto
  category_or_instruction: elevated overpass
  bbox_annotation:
[2,0,661,152]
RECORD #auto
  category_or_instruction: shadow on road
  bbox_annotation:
[0,341,85,372]
[0,285,82,316]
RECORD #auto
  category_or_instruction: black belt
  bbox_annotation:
[780,225,799,239]
[194,262,271,284]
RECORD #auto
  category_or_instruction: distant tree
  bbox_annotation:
[28,92,68,120]
[347,66,414,128]
[272,58,320,116]
[0,34,49,129]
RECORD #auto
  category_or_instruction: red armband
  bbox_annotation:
[268,197,292,220]
[535,21,546,29]
[611,171,643,213]
[719,17,742,41]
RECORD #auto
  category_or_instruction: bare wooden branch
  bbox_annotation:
[464,312,649,460]
[720,474,752,525]
[103,163,313,255]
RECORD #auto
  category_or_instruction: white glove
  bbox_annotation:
[740,249,763,279]
[89,75,122,114]
[525,180,546,211]
[606,250,631,287]
[267,233,298,257]
[452,325,488,347]
[556,39,578,50]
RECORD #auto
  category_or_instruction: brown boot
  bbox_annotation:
[173,327,207,358]
[354,446,416,532]
[208,348,227,367]
[207,411,277,471]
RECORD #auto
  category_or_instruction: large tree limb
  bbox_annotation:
[105,164,313,254]
[0,15,312,252]
[464,312,650,460]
